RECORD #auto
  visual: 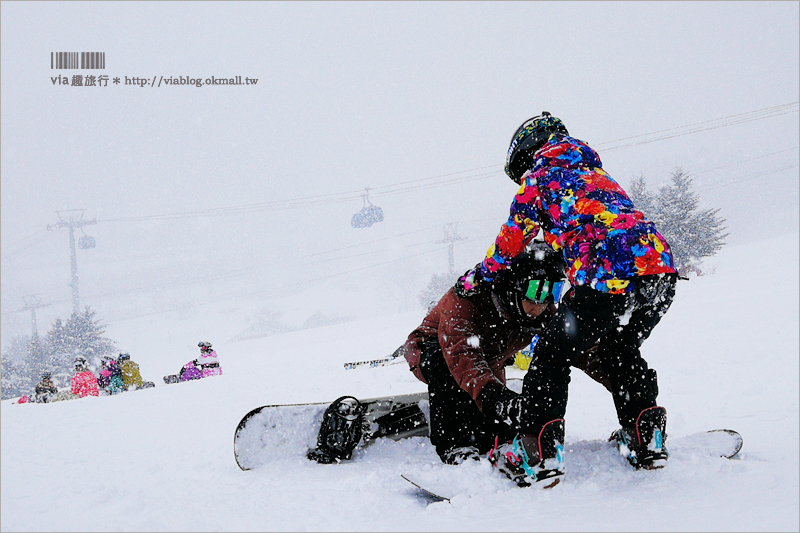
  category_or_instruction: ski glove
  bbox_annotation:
[454,267,487,298]
[480,382,524,427]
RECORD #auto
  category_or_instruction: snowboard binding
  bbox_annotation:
[610,406,669,469]
[307,396,366,464]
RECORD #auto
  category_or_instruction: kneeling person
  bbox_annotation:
[403,245,611,465]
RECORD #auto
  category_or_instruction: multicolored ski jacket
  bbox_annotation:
[477,134,676,294]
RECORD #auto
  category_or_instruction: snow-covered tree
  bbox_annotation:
[630,168,728,276]
[1,335,34,399]
[42,317,73,381]
[38,306,117,385]
[419,272,461,311]
[628,175,656,218]
[63,306,117,363]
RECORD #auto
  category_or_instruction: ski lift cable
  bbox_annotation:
[0,228,53,254]
[7,102,797,263]
[601,108,799,153]
[696,163,799,193]
[103,102,799,222]
[93,102,797,224]
[689,146,799,177]
[95,168,501,222]
[594,101,798,149]
[0,231,57,260]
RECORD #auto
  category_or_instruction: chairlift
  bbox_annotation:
[78,229,96,249]
[351,189,384,229]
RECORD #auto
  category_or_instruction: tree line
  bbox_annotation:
[1,306,117,400]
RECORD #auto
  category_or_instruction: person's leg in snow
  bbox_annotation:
[519,274,676,475]
[419,341,515,464]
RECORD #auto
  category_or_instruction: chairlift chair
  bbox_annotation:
[351,189,384,228]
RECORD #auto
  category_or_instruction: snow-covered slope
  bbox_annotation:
[2,234,798,532]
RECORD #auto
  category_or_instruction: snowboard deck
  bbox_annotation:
[402,429,743,503]
[234,391,429,471]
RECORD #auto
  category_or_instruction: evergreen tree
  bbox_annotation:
[1,335,34,399]
[628,175,656,220]
[631,168,728,276]
[419,272,461,311]
[63,306,117,366]
[43,317,72,380]
[39,306,117,385]
[28,333,52,385]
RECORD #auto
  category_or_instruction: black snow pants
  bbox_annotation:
[418,340,515,462]
[520,274,677,434]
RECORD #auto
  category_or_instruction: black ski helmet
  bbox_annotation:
[74,355,88,371]
[504,112,568,184]
[492,242,566,322]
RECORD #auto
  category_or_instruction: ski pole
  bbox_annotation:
[343,345,405,370]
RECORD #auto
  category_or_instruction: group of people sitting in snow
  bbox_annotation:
[20,341,222,404]
[26,352,153,403]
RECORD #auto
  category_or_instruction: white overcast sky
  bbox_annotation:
[1,1,798,343]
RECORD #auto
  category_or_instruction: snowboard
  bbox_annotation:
[234,391,430,471]
[402,429,743,502]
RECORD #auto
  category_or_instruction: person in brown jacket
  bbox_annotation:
[404,243,614,466]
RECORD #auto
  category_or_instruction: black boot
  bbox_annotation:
[610,406,668,469]
[488,420,565,489]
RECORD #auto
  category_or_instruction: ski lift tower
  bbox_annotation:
[436,223,467,274]
[19,294,50,339]
[47,209,97,315]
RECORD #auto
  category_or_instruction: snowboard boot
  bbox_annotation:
[488,419,565,489]
[610,406,669,470]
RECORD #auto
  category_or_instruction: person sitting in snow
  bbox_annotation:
[98,356,124,395]
[70,356,99,398]
[179,342,222,382]
[34,371,58,403]
[117,352,153,390]
[403,243,615,468]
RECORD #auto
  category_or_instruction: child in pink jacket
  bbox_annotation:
[70,356,99,397]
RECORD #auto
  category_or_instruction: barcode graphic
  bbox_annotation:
[50,52,105,69]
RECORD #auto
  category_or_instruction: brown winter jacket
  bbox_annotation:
[404,287,610,413]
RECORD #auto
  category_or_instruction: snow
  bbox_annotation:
[2,233,798,532]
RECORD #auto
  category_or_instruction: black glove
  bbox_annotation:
[454,266,487,298]
[480,382,523,426]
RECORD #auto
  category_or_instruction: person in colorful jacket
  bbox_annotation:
[98,356,124,395]
[179,342,222,381]
[405,244,613,468]
[70,356,99,398]
[455,112,678,484]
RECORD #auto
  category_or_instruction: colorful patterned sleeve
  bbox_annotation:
[478,177,543,282]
